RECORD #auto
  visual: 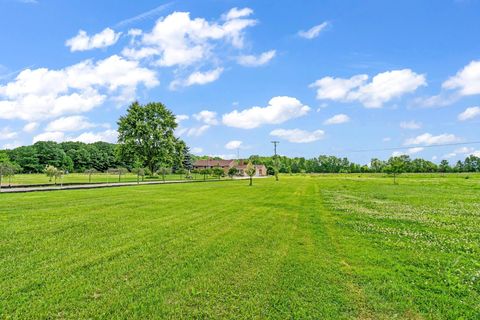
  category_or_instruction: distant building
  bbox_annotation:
[192,159,267,177]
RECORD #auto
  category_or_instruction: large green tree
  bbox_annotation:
[117,101,179,174]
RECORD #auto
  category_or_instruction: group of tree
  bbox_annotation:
[2,101,479,181]
[248,154,480,174]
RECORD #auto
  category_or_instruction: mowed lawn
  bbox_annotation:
[1,175,479,319]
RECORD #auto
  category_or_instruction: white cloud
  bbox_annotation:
[442,152,457,159]
[208,153,236,159]
[71,129,118,144]
[2,141,21,150]
[193,110,218,125]
[170,68,223,89]
[324,114,350,125]
[223,7,253,20]
[32,129,118,144]
[66,28,122,52]
[412,93,459,108]
[191,147,203,154]
[443,60,480,96]
[270,128,325,143]
[310,69,426,108]
[186,125,210,137]
[404,133,460,146]
[383,137,391,142]
[114,3,173,28]
[237,50,276,67]
[400,120,422,130]
[458,106,480,121]
[23,122,38,132]
[222,96,310,129]
[298,22,329,39]
[0,55,158,121]
[392,147,424,157]
[175,114,189,123]
[124,9,256,67]
[225,140,242,150]
[45,116,95,132]
[0,128,17,140]
[455,147,474,154]
[33,131,65,143]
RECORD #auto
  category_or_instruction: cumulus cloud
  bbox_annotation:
[270,128,325,143]
[458,106,480,121]
[310,69,426,108]
[175,114,189,123]
[186,125,211,137]
[237,50,276,67]
[225,140,242,150]
[193,110,218,125]
[404,133,460,146]
[392,147,424,157]
[45,116,95,132]
[123,9,256,67]
[443,60,480,96]
[23,122,38,133]
[298,22,329,39]
[170,68,223,89]
[0,127,18,140]
[32,129,118,144]
[222,96,310,129]
[32,131,65,143]
[71,129,118,144]
[222,7,253,20]
[323,114,350,125]
[400,120,422,130]
[66,28,122,52]
[0,55,158,121]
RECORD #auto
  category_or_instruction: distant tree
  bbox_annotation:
[54,168,64,186]
[370,158,385,173]
[383,157,405,184]
[117,101,178,175]
[132,167,145,184]
[85,168,98,183]
[182,146,194,172]
[245,161,256,186]
[44,165,57,183]
[0,162,16,191]
[199,168,211,181]
[116,167,128,182]
[439,160,450,174]
[211,167,225,180]
[157,167,171,182]
[228,167,238,179]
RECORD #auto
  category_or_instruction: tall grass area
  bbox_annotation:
[1,175,479,318]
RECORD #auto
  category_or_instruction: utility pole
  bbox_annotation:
[271,141,279,181]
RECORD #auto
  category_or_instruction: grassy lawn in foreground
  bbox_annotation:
[1,175,479,319]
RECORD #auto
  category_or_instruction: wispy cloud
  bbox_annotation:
[114,2,174,28]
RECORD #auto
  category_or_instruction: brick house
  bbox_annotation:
[192,159,267,177]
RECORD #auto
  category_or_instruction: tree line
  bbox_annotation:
[248,154,480,174]
[1,101,479,176]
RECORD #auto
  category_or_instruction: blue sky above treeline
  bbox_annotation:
[0,0,479,163]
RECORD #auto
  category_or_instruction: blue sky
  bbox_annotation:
[1,0,479,164]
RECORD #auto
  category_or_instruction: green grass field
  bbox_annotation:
[0,172,221,187]
[1,175,479,319]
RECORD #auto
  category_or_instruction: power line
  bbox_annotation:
[344,140,480,153]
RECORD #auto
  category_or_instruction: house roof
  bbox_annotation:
[236,164,266,169]
[193,159,235,167]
